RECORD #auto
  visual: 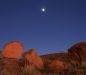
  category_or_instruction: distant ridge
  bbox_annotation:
[41,52,68,61]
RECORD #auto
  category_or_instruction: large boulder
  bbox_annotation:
[2,41,23,59]
[22,48,44,70]
[68,42,86,62]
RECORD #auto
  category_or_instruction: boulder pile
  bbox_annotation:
[0,41,86,75]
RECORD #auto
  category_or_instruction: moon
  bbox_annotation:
[41,8,46,12]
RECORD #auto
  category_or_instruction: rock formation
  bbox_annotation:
[41,53,69,63]
[0,58,21,75]
[0,41,86,75]
[68,42,86,62]
[22,48,44,70]
[45,60,65,73]
[2,41,23,59]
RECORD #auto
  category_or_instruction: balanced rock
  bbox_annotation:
[22,48,44,70]
[2,41,23,59]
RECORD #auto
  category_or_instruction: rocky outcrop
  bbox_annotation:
[2,41,23,59]
[41,53,69,64]
[68,42,86,62]
[0,41,86,75]
[22,48,44,70]
[44,60,65,73]
[0,58,21,75]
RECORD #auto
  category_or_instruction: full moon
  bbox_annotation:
[41,8,45,12]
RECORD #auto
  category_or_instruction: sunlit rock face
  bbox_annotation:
[68,42,86,62]
[22,48,44,70]
[2,41,23,59]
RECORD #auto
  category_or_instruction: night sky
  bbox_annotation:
[0,0,86,55]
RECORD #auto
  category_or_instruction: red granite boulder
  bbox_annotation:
[22,48,44,70]
[2,41,23,59]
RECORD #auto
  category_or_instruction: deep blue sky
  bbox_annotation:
[0,0,86,55]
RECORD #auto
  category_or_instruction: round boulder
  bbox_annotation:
[2,41,23,59]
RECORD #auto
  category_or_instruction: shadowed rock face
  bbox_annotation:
[22,48,44,70]
[41,53,69,63]
[45,60,65,72]
[68,42,86,62]
[0,58,21,75]
[2,41,23,59]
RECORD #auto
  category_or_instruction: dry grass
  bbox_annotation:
[0,61,86,75]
